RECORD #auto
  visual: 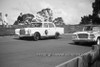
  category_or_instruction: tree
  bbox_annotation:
[37,8,53,22]
[92,0,100,24]
[80,15,93,25]
[53,17,65,26]
[79,0,100,25]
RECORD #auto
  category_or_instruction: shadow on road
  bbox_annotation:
[69,42,94,47]
[13,37,34,41]
[13,37,62,41]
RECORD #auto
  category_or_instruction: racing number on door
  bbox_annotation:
[45,30,48,35]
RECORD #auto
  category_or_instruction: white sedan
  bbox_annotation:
[15,22,64,41]
[72,26,100,45]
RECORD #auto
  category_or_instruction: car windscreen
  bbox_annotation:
[83,26,100,31]
[83,26,93,31]
[30,23,42,27]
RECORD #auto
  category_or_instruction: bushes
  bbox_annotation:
[64,25,84,33]
[0,28,15,36]
[0,25,33,36]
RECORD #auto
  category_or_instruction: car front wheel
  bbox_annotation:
[33,33,40,41]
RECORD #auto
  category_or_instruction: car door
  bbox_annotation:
[43,23,49,36]
[48,23,55,36]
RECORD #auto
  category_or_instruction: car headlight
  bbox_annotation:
[27,29,31,34]
[90,34,95,39]
[72,34,77,39]
[15,29,20,35]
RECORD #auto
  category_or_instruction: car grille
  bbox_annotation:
[20,29,25,35]
[78,34,88,38]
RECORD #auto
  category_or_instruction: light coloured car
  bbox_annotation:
[72,25,100,45]
[15,22,64,41]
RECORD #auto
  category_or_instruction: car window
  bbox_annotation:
[30,23,42,27]
[44,23,48,28]
[93,27,100,31]
[83,26,93,31]
[83,26,100,31]
[48,23,54,28]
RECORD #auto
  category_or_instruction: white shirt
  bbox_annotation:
[3,16,8,25]
[3,16,8,23]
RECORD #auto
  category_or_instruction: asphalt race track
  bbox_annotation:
[0,35,92,67]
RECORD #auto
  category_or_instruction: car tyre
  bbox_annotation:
[97,38,100,45]
[54,33,60,39]
[74,42,80,45]
[19,37,24,40]
[33,33,40,41]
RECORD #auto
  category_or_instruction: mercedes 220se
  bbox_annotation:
[15,22,64,41]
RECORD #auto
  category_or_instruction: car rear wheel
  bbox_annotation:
[54,33,60,39]
[97,38,100,45]
[74,42,80,45]
[19,37,24,40]
[33,33,40,41]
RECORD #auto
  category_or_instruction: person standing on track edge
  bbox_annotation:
[3,14,8,27]
[17,12,23,24]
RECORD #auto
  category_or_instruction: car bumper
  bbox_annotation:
[72,39,96,43]
[15,34,31,37]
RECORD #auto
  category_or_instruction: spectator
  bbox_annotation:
[0,12,3,25]
[17,13,23,23]
[3,14,8,27]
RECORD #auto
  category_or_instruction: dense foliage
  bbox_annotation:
[80,15,92,24]
[80,0,100,25]
[92,0,100,24]
[37,8,53,22]
[53,17,65,26]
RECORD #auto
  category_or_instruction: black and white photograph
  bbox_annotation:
[0,0,100,67]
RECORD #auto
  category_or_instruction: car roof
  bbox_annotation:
[31,22,53,24]
[84,24,100,27]
[41,22,53,23]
